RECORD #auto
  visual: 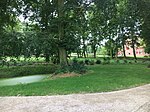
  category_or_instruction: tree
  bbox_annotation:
[124,0,141,60]
[138,0,150,53]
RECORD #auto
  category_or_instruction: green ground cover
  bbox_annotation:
[0,64,150,96]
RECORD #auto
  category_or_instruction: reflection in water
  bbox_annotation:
[0,75,47,86]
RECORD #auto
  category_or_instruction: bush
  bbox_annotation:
[102,60,110,64]
[144,55,148,58]
[55,58,87,74]
[70,59,87,73]
[96,60,101,64]
[103,57,110,61]
[51,56,59,64]
[102,57,111,64]
[0,64,58,78]
[115,59,120,63]
[128,61,132,64]
[78,60,85,65]
[85,59,89,65]
[147,64,150,68]
[123,60,128,64]
[89,60,95,65]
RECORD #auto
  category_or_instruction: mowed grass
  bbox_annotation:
[0,64,150,96]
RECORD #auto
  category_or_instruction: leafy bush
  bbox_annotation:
[102,60,110,64]
[85,59,89,65]
[0,64,58,78]
[102,57,111,64]
[89,60,95,65]
[51,56,59,64]
[78,60,85,65]
[128,61,132,64]
[103,57,110,61]
[134,60,137,63]
[55,59,87,74]
[147,64,150,68]
[144,55,148,58]
[115,59,120,64]
[70,59,87,73]
[123,60,128,64]
[96,60,101,64]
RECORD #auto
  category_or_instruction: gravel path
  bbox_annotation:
[0,84,150,112]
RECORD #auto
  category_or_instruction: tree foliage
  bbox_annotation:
[0,0,150,62]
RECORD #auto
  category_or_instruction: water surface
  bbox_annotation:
[0,75,48,86]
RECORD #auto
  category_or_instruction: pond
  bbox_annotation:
[0,75,48,86]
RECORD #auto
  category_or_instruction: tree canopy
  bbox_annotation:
[0,0,150,62]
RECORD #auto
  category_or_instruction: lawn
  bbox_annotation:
[0,64,150,96]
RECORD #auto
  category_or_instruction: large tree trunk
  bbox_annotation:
[82,43,87,58]
[58,47,67,64]
[58,0,67,65]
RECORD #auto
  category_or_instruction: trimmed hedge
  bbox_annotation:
[0,64,58,78]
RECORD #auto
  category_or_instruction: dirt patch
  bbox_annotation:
[51,72,80,79]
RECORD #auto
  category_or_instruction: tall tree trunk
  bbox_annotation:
[58,0,67,65]
[122,42,126,58]
[82,42,87,58]
[115,47,118,59]
[45,50,50,62]
[110,48,113,59]
[45,54,50,62]
[58,47,67,64]
[93,45,97,58]
[83,49,87,58]
[131,38,137,60]
[93,49,96,58]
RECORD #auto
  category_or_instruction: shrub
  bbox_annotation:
[144,55,148,58]
[89,60,95,65]
[102,60,110,64]
[134,60,137,63]
[147,64,150,68]
[103,57,110,61]
[123,60,128,64]
[96,60,101,64]
[106,57,111,60]
[55,58,87,75]
[128,61,132,64]
[70,59,87,74]
[85,59,90,65]
[115,59,120,63]
[78,60,85,65]
[103,58,106,61]
[51,56,59,64]
[0,64,58,78]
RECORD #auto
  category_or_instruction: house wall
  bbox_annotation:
[118,46,148,57]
